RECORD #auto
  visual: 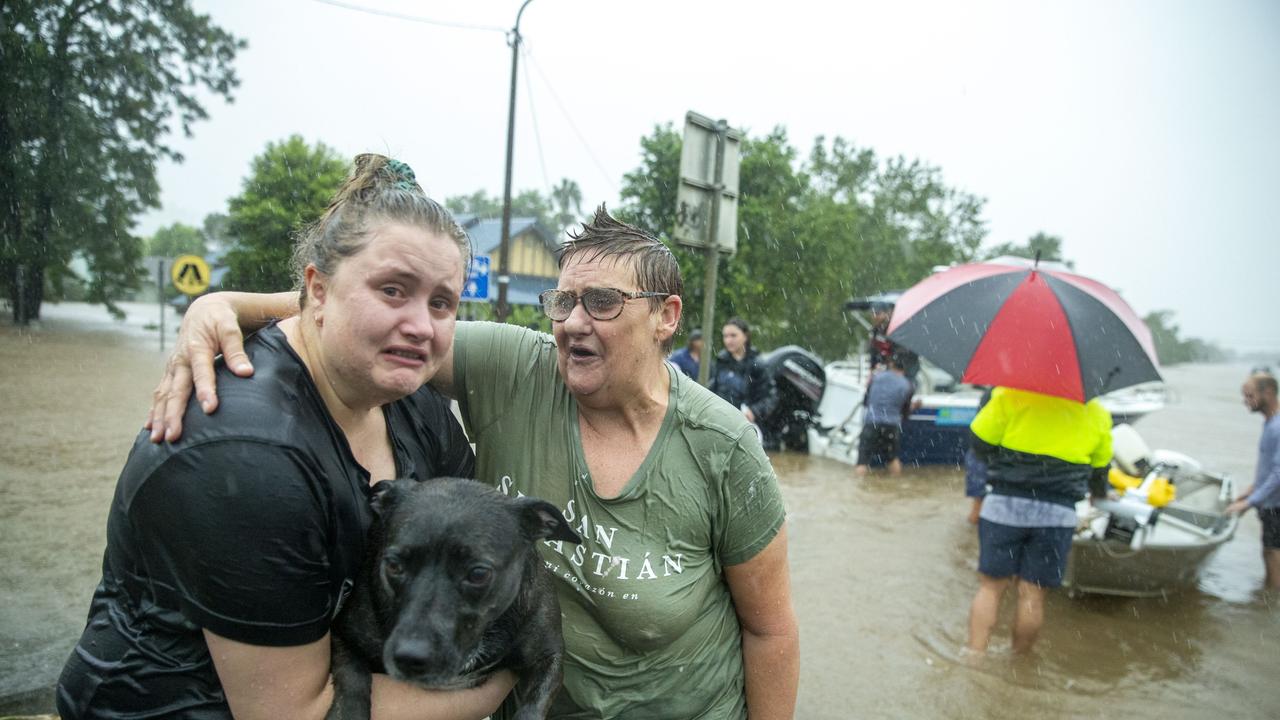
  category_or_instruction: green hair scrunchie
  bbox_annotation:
[386,158,417,191]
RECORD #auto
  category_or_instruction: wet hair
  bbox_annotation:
[891,350,916,370]
[724,317,751,349]
[557,205,683,352]
[291,153,471,309]
[1249,373,1278,398]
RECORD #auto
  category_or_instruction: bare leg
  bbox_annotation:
[966,574,1010,653]
[968,497,983,525]
[854,464,868,477]
[1011,580,1048,654]
[888,458,903,476]
[1263,548,1280,591]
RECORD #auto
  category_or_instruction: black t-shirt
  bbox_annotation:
[56,323,474,719]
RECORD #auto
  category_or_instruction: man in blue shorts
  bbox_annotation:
[854,351,918,477]
[1226,372,1280,591]
[965,386,1112,654]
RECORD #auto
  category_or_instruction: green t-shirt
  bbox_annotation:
[453,322,786,720]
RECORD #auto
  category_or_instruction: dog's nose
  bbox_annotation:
[391,638,434,676]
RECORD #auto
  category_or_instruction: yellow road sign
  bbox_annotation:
[171,255,211,295]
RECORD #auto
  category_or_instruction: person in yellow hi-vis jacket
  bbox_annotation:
[965,386,1112,655]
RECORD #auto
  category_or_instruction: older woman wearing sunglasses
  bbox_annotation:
[145,207,799,720]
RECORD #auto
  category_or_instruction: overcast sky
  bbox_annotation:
[140,0,1280,355]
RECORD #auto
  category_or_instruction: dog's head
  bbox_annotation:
[368,477,580,684]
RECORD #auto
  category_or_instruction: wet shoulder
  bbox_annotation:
[671,370,755,443]
[457,321,558,363]
[126,325,327,478]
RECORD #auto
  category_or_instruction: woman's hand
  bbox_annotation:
[146,293,253,443]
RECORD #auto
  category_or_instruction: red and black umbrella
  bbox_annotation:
[886,258,1161,402]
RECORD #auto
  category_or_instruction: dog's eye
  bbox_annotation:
[384,557,405,578]
[464,566,492,587]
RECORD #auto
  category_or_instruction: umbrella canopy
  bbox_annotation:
[886,259,1161,402]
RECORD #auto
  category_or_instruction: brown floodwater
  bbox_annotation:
[1,304,1278,718]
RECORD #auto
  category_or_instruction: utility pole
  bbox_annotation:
[496,0,534,323]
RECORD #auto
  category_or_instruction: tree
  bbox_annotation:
[551,178,584,233]
[146,223,206,259]
[983,232,1073,268]
[220,136,348,293]
[1143,309,1229,365]
[445,188,557,232]
[200,212,232,252]
[0,1,243,323]
[618,124,988,361]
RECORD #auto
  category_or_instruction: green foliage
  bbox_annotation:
[201,212,233,250]
[0,0,243,323]
[551,178,585,234]
[461,302,551,333]
[221,136,348,293]
[147,223,207,259]
[445,188,557,232]
[618,125,987,361]
[983,232,1074,268]
[1143,310,1229,365]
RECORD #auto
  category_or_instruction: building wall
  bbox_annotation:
[501,231,558,278]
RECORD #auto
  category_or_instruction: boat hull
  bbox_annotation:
[810,360,1167,467]
[1064,469,1238,598]
[1064,538,1229,598]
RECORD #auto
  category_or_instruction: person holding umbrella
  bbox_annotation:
[965,387,1113,654]
[882,257,1159,654]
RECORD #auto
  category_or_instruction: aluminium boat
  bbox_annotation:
[1064,425,1238,597]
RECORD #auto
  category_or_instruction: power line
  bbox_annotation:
[304,0,506,32]
[523,42,618,192]
[520,43,554,200]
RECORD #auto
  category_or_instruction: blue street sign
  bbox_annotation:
[462,254,491,301]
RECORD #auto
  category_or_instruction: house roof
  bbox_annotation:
[455,215,559,256]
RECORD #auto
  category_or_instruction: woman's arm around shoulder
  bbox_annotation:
[147,290,298,442]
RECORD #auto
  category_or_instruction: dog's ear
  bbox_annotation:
[370,478,412,519]
[516,498,582,544]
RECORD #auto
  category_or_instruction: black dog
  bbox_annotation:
[325,477,581,720]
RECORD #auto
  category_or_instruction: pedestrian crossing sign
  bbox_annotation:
[171,255,211,296]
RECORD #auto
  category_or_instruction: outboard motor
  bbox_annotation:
[1097,424,1164,549]
[1110,423,1152,477]
[758,345,825,451]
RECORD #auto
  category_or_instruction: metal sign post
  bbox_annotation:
[157,258,166,352]
[697,124,727,387]
[14,264,25,327]
[674,112,741,386]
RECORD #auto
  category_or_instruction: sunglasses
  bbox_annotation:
[538,287,672,322]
